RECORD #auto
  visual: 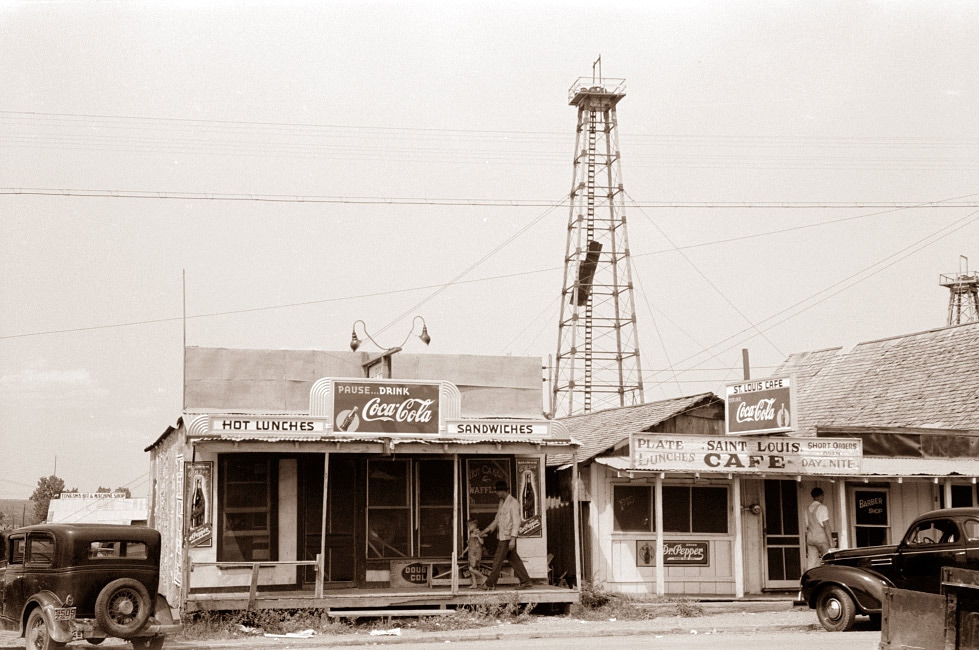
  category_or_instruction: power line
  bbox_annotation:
[646,209,979,389]
[4,192,976,341]
[3,186,979,208]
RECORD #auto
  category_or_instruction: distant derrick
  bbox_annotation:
[552,60,643,417]
[940,256,979,326]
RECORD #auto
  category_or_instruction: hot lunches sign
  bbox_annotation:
[332,380,440,435]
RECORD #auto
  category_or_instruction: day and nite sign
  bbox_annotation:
[631,433,863,475]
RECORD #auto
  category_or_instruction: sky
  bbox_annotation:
[2,1,978,499]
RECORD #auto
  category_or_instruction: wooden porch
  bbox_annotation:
[184,584,579,613]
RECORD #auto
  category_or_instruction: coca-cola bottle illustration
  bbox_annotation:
[338,407,359,432]
[191,476,206,528]
[521,470,537,519]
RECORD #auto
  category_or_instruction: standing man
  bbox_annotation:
[482,480,532,590]
[806,487,834,569]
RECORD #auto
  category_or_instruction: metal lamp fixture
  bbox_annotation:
[349,316,431,352]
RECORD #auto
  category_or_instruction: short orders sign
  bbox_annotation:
[725,376,794,435]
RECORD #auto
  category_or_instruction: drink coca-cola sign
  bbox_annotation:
[725,376,794,435]
[333,380,440,435]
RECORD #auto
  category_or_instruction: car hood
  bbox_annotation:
[824,544,898,563]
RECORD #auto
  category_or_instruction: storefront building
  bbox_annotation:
[550,322,979,597]
[147,347,579,613]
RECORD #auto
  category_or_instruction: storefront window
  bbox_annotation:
[418,460,454,557]
[664,486,728,534]
[466,458,511,554]
[613,485,651,532]
[218,455,277,562]
[367,459,410,558]
[853,488,889,547]
[612,485,728,534]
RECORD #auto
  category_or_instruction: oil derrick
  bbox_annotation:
[940,256,979,326]
[552,59,643,417]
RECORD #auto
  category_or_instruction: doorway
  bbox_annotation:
[299,455,360,587]
[762,479,802,588]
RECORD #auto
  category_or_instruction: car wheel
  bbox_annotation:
[130,637,166,650]
[26,609,66,650]
[95,578,152,637]
[816,585,857,632]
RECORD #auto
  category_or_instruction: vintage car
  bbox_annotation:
[0,523,181,649]
[801,507,979,632]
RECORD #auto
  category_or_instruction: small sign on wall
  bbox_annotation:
[636,540,710,567]
[184,461,213,548]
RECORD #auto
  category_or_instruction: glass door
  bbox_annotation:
[763,479,803,588]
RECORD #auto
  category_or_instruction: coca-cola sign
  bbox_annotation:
[333,380,440,435]
[725,376,794,435]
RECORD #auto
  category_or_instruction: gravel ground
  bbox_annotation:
[1,605,829,649]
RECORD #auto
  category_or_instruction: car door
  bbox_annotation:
[895,517,966,592]
[0,534,26,629]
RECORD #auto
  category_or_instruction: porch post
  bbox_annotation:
[732,477,744,597]
[944,479,954,509]
[655,474,664,596]
[836,480,849,549]
[318,451,330,599]
[572,451,582,590]
[452,453,459,594]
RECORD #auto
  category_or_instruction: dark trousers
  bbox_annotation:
[485,538,531,587]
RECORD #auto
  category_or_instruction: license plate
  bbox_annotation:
[53,607,76,621]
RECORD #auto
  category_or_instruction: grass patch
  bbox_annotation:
[179,597,538,639]
[570,581,705,621]
[179,608,353,640]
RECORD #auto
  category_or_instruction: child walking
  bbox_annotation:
[465,516,486,589]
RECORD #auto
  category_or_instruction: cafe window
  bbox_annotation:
[664,486,729,534]
[853,488,889,547]
[367,459,411,559]
[613,485,652,532]
[417,459,454,558]
[613,485,729,534]
[219,455,277,562]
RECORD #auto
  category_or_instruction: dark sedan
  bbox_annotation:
[801,507,979,631]
[0,523,181,649]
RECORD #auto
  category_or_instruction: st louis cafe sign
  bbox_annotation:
[725,376,795,435]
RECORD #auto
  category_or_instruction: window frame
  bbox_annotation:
[26,533,55,567]
[611,483,730,535]
[217,454,279,563]
[366,458,412,559]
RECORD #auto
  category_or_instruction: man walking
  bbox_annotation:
[482,480,532,590]
[806,487,834,569]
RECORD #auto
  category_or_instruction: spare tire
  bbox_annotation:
[95,578,152,637]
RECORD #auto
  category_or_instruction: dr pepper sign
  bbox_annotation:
[725,376,794,435]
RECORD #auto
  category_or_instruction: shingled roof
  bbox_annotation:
[776,322,979,436]
[549,393,720,467]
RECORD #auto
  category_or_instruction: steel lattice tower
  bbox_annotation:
[941,256,979,326]
[551,64,644,417]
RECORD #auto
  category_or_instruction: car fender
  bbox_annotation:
[801,564,893,614]
[20,591,73,643]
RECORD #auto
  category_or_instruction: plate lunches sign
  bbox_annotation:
[631,433,862,475]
